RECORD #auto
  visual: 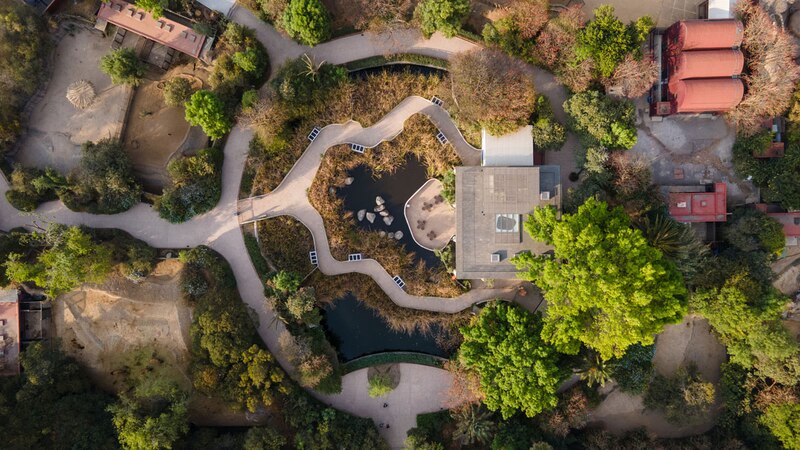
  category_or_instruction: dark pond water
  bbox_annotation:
[349,63,447,79]
[338,156,440,268]
[322,294,450,361]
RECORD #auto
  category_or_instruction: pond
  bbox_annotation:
[338,155,441,268]
[322,294,451,361]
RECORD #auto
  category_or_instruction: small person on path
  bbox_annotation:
[383,403,388,408]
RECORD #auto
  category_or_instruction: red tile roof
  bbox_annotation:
[671,49,743,80]
[670,78,744,113]
[766,212,800,237]
[98,0,206,58]
[673,19,744,51]
[668,182,727,222]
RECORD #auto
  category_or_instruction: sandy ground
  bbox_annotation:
[404,179,455,251]
[53,260,192,392]
[773,249,800,296]
[14,29,132,173]
[590,316,727,438]
[123,65,209,193]
[632,98,757,206]
[582,0,705,25]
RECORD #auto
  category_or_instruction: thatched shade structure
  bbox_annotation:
[66,80,96,109]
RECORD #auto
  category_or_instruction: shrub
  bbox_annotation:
[272,270,302,293]
[439,169,455,204]
[368,373,394,398]
[208,23,269,108]
[244,427,287,450]
[241,89,259,110]
[643,364,715,423]
[120,241,157,282]
[530,95,566,151]
[450,48,537,135]
[156,147,223,223]
[184,91,232,139]
[414,0,469,38]
[100,48,145,86]
[563,90,637,149]
[4,165,63,212]
[162,77,194,107]
[61,139,142,214]
[281,0,331,46]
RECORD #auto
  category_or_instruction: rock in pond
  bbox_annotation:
[344,177,354,185]
[376,196,385,205]
[357,209,366,221]
[383,216,394,226]
[366,212,376,223]
[375,204,386,212]
[379,230,386,237]
[394,231,404,240]
[380,210,389,217]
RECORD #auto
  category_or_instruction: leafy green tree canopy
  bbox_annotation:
[135,0,167,18]
[281,0,331,46]
[577,5,653,77]
[459,302,564,419]
[414,0,470,38]
[100,48,145,86]
[513,198,687,360]
[5,225,114,298]
[563,90,637,149]
[759,402,800,450]
[724,208,786,258]
[184,90,232,139]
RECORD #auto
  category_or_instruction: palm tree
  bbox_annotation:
[634,214,709,278]
[451,405,496,446]
[302,53,325,80]
[576,353,614,388]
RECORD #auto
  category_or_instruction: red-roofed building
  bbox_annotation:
[97,0,207,58]
[0,290,21,377]
[668,182,727,222]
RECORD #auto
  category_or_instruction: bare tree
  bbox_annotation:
[605,53,659,98]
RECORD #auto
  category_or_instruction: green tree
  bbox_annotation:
[100,48,145,86]
[162,77,194,107]
[156,147,223,223]
[576,353,613,387]
[724,208,786,257]
[272,270,302,293]
[452,405,496,446]
[531,95,567,151]
[184,90,232,139]
[513,198,687,360]
[135,0,167,18]
[5,225,114,298]
[635,214,709,280]
[414,0,470,38]
[285,286,321,326]
[576,6,653,77]
[611,343,654,394]
[281,0,331,46]
[760,402,800,450]
[0,2,49,153]
[232,47,265,73]
[643,365,716,424]
[244,426,287,450]
[563,90,637,149]
[61,138,142,214]
[691,275,800,385]
[107,381,189,450]
[459,302,564,419]
[733,132,800,210]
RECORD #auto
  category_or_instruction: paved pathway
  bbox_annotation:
[0,12,574,448]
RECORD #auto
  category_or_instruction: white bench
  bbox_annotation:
[309,251,318,265]
[436,131,448,145]
[431,96,444,107]
[307,127,321,141]
[348,253,363,262]
[392,275,406,290]
[350,143,365,154]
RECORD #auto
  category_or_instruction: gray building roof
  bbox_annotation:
[455,166,561,279]
[481,126,535,167]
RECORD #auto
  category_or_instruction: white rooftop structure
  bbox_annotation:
[196,0,236,16]
[481,126,534,167]
[706,0,738,19]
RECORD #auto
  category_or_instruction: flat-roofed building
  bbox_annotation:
[667,182,728,223]
[481,126,535,167]
[455,166,560,279]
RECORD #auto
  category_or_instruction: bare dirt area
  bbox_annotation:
[632,99,757,205]
[53,260,192,392]
[123,65,208,193]
[590,316,727,438]
[13,28,132,173]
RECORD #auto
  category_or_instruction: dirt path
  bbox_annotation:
[590,316,726,438]
[53,260,192,392]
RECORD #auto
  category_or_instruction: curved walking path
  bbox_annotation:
[0,11,572,448]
